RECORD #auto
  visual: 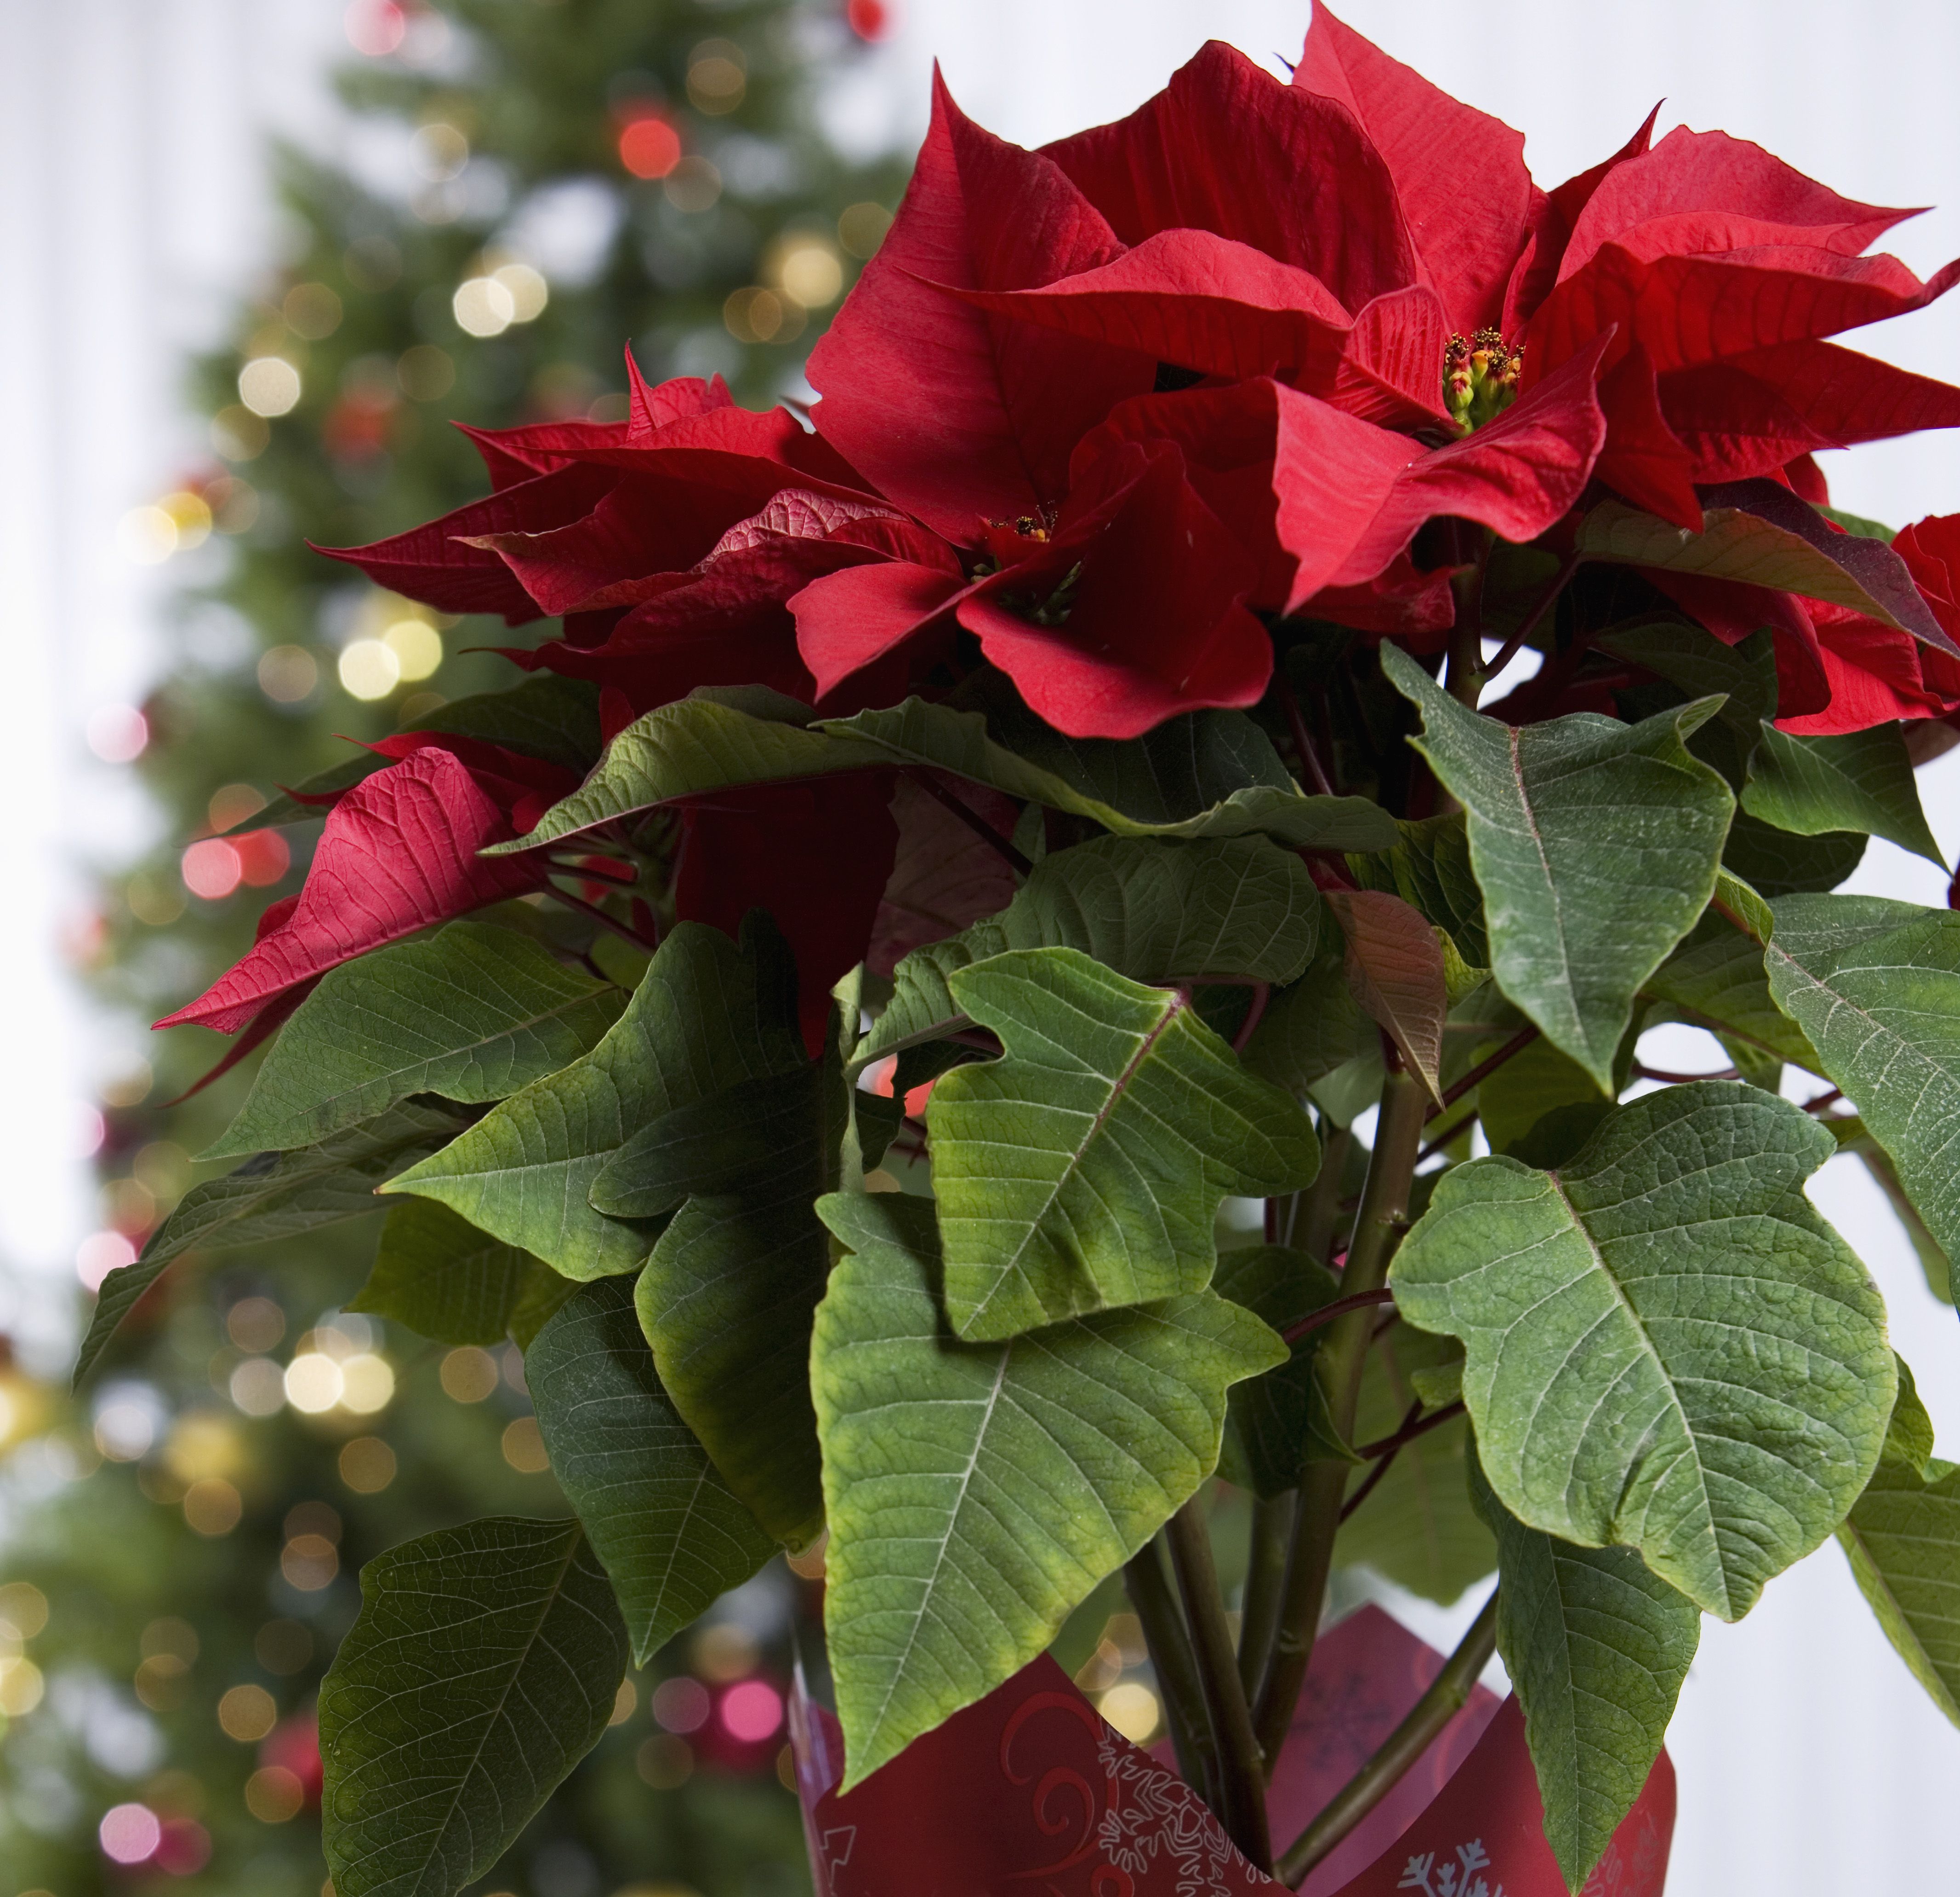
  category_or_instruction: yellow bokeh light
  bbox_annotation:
[211,403,271,461]
[339,1436,397,1493]
[453,276,516,338]
[1098,1681,1162,1744]
[283,1352,344,1414]
[338,639,401,701]
[440,1347,499,1403]
[117,506,179,564]
[775,240,844,310]
[165,1412,243,1485]
[0,1656,45,1718]
[501,1416,551,1474]
[238,357,302,418]
[491,262,549,322]
[838,201,892,258]
[245,1765,305,1824]
[160,490,214,551]
[337,1353,396,1415]
[0,1583,49,1641]
[383,620,444,681]
[283,281,343,340]
[217,1682,278,1742]
[183,1477,243,1538]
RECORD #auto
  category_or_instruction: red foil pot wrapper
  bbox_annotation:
[788,1604,1673,1896]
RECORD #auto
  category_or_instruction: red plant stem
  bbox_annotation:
[1431,1024,1540,1116]
[1634,1061,1740,1085]
[547,853,636,883]
[903,767,1034,876]
[1415,1107,1479,1168]
[1274,672,1335,797]
[1355,1400,1464,1462]
[1338,1399,1421,1525]
[1805,1087,1845,1115]
[1233,981,1272,1054]
[1280,1287,1397,1347]
[1480,550,1584,689]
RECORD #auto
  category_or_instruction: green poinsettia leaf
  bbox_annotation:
[1641,912,1822,1077]
[383,918,803,1280]
[492,687,891,852]
[821,697,1398,850]
[1238,934,1375,1103]
[1475,1036,1610,1156]
[209,923,626,1159]
[1760,894,1960,1264]
[1837,1362,1960,1729]
[1391,1080,1893,1620]
[1469,1458,1698,1894]
[76,1100,468,1385]
[251,674,603,826]
[1333,1324,1494,1605]
[1381,643,1734,1091]
[1742,722,1943,867]
[811,1190,1285,1790]
[927,947,1320,1341]
[319,1516,627,1897]
[1596,621,1778,763]
[1214,1245,1351,1493]
[527,1279,776,1665]
[863,835,1321,1067]
[348,1198,565,1348]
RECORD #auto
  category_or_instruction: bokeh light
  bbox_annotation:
[280,1533,339,1591]
[650,1676,711,1734]
[339,1436,397,1493]
[619,116,681,180]
[181,838,243,901]
[838,201,892,258]
[229,1356,286,1417]
[338,638,400,700]
[344,0,405,56]
[493,262,549,321]
[397,344,455,401]
[0,1657,45,1717]
[218,1683,278,1743]
[245,1765,306,1823]
[719,1678,783,1743]
[338,1353,396,1414]
[847,0,894,40]
[686,43,746,115]
[98,1802,161,1865]
[453,275,516,338]
[85,704,149,763]
[77,1229,137,1290]
[501,1416,550,1473]
[383,620,443,680]
[410,123,469,182]
[773,237,844,309]
[258,644,319,703]
[0,1583,49,1640]
[1098,1681,1162,1743]
[284,1352,344,1413]
[183,1477,243,1537]
[226,1297,284,1353]
[663,156,722,213]
[238,357,302,418]
[283,281,343,339]
[440,1346,499,1403]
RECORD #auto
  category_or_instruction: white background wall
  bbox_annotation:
[2,2,1957,1890]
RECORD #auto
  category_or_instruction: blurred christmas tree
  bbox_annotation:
[1,3,901,1892]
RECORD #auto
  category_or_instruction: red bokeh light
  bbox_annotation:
[719,1677,784,1743]
[234,828,293,889]
[261,1712,325,1805]
[181,838,243,901]
[154,1818,213,1876]
[344,0,406,56]
[618,116,682,181]
[846,0,893,40]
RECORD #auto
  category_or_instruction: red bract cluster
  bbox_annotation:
[165,8,1960,1035]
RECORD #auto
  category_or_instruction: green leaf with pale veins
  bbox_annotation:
[319,1516,627,1897]
[633,1054,845,1550]
[527,1280,776,1664]
[821,698,1398,851]
[1742,722,1943,866]
[1837,1362,1960,1728]
[1214,1245,1351,1492]
[1345,811,1490,965]
[1642,912,1822,1078]
[76,1100,468,1385]
[350,1199,567,1347]
[1391,1081,1893,1620]
[862,835,1321,1067]
[1380,643,1734,1091]
[384,919,804,1280]
[492,687,892,852]
[811,1190,1285,1789]
[1468,1458,1698,1893]
[210,923,626,1158]
[1761,894,1960,1264]
[927,947,1320,1341]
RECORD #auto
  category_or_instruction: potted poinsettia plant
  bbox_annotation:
[85,7,1960,1891]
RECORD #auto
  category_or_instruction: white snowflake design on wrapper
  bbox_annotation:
[1399,1838,1506,1897]
[1094,1722,1243,1897]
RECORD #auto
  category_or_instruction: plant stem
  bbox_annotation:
[1299,1125,1353,1267]
[1238,1490,1296,1698]
[1431,1023,1540,1116]
[1166,1500,1273,1872]
[1280,1287,1396,1347]
[1274,1589,1500,1886]
[545,882,659,951]
[1125,1538,1216,1807]
[1274,672,1336,797]
[1479,550,1584,691]
[1251,1066,1430,1771]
